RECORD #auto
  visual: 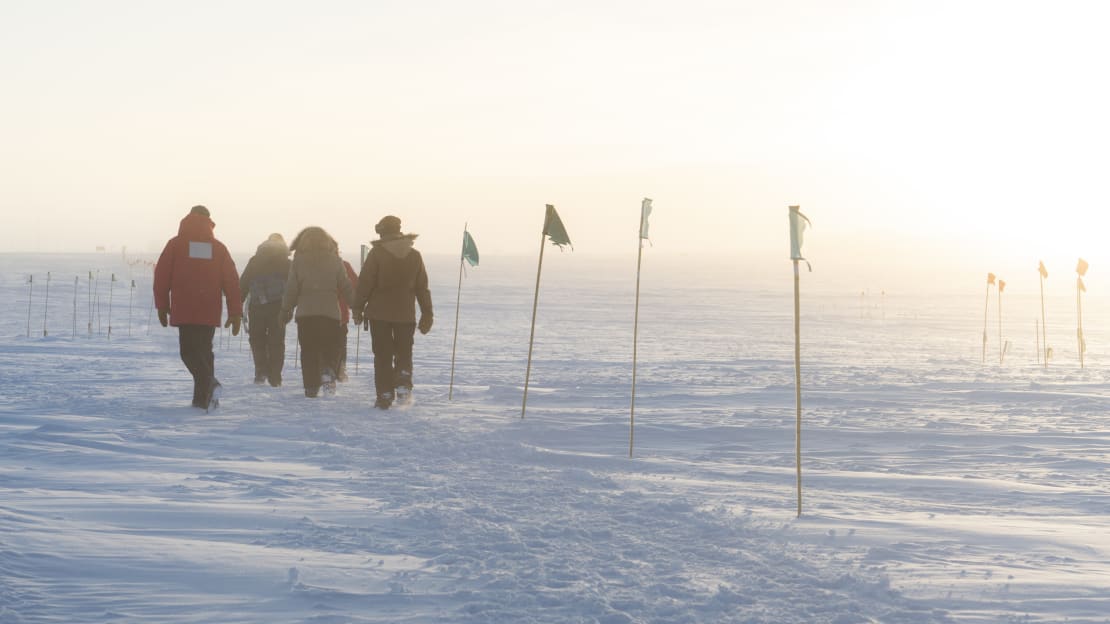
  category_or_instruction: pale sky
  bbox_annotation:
[3,0,1109,289]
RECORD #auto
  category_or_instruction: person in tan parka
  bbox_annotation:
[352,215,433,409]
[280,226,354,397]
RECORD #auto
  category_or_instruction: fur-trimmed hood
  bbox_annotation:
[289,226,337,255]
[371,233,418,259]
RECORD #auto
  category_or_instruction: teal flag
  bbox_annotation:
[543,204,572,249]
[462,230,479,267]
[640,198,652,240]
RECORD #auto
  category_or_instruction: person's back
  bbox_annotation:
[353,216,432,409]
[153,205,242,409]
[281,226,354,397]
[239,233,290,385]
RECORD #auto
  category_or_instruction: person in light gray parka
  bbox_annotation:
[281,226,354,397]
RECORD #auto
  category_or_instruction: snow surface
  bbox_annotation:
[2,252,1109,623]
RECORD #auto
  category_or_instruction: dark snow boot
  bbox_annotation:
[374,391,394,410]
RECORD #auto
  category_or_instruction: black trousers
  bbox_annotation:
[336,323,350,380]
[179,325,216,406]
[296,316,342,396]
[369,320,416,398]
[248,302,285,384]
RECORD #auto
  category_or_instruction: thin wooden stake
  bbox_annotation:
[522,228,547,419]
[448,236,466,401]
[630,214,646,458]
[793,259,803,518]
[43,272,51,337]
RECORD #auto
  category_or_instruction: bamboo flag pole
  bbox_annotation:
[1076,258,1088,368]
[788,205,811,518]
[42,272,51,337]
[998,279,1006,364]
[96,270,102,334]
[128,279,135,337]
[523,204,572,419]
[1038,261,1048,367]
[449,225,479,400]
[630,198,652,458]
[107,273,116,341]
[522,224,547,419]
[448,241,464,399]
[26,275,33,338]
[982,273,995,363]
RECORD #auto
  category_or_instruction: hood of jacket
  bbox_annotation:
[290,226,337,255]
[371,234,417,259]
[177,213,215,241]
[255,237,289,258]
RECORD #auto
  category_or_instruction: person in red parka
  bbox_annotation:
[153,205,243,409]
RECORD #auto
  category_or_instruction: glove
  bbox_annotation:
[352,309,363,326]
[418,314,433,335]
[225,315,242,336]
[157,309,169,327]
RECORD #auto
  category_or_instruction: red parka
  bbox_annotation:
[153,213,243,327]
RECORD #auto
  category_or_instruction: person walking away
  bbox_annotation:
[352,215,433,409]
[239,233,291,386]
[154,205,242,409]
[280,226,354,397]
[336,254,359,382]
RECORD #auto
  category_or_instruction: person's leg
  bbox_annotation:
[393,322,416,391]
[369,320,397,404]
[335,323,349,382]
[256,303,285,386]
[297,318,322,397]
[180,325,216,406]
[248,303,268,382]
[179,325,204,406]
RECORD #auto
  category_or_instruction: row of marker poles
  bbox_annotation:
[983,258,1088,366]
[24,271,152,340]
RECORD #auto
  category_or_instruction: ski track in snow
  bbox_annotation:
[1,253,1109,623]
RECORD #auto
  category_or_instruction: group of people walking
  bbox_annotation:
[153,205,433,410]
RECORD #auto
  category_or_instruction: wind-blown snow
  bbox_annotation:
[1,252,1108,623]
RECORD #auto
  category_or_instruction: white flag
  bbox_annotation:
[640,198,653,240]
[788,205,811,261]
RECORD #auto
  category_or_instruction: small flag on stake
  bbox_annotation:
[1077,258,1089,276]
[987,272,997,285]
[998,280,1006,294]
[543,204,573,249]
[1039,261,1048,279]
[640,198,653,240]
[462,230,480,267]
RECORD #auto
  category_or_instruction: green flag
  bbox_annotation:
[462,230,479,267]
[640,198,652,240]
[543,204,572,249]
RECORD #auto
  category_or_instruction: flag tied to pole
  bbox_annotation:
[987,272,996,285]
[998,280,1006,293]
[544,204,572,249]
[640,198,653,240]
[1038,261,1048,279]
[1077,258,1089,277]
[788,205,811,262]
[462,230,480,267]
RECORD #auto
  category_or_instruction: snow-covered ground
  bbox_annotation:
[2,251,1109,623]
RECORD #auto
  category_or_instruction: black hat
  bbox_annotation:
[375,215,402,236]
[190,205,210,217]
